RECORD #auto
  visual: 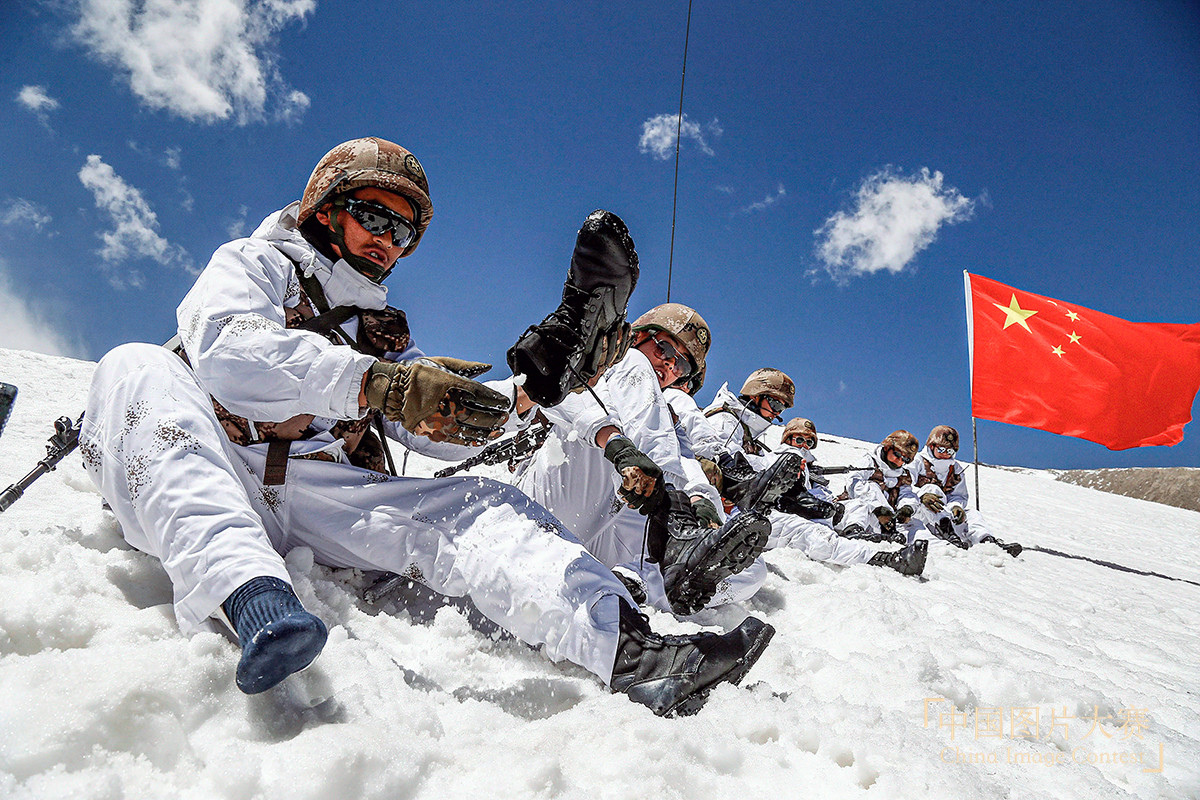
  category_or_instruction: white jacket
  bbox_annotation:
[846,445,919,514]
[702,383,776,460]
[663,387,728,461]
[176,203,385,425]
[911,447,970,514]
[175,204,525,462]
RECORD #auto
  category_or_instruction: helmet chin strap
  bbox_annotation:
[324,203,393,284]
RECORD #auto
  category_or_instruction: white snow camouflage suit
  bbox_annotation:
[79,203,636,683]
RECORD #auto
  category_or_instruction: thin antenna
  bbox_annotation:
[665,0,694,302]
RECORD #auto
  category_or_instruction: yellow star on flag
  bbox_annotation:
[994,294,1038,331]
[1051,345,1065,357]
[1066,309,1080,321]
[1068,331,1081,344]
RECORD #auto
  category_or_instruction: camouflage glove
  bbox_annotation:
[364,357,511,446]
[895,505,915,524]
[603,435,665,513]
[951,506,966,525]
[872,506,894,525]
[921,494,945,513]
[690,496,722,529]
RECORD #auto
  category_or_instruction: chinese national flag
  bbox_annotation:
[965,272,1200,450]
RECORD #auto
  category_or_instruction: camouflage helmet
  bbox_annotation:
[926,425,960,452]
[631,303,711,383]
[881,429,919,463]
[739,368,795,408]
[782,417,817,449]
[299,137,433,259]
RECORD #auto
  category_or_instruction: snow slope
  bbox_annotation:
[1,347,1197,800]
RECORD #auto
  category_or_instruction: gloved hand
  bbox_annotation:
[603,435,664,513]
[951,506,966,525]
[872,506,894,525]
[364,357,510,446]
[895,505,915,524]
[921,494,945,513]
[691,496,721,528]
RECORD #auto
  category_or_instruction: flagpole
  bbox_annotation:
[972,417,980,511]
[964,271,980,510]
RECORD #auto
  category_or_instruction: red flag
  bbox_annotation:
[965,272,1200,450]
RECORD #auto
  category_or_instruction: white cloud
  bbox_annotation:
[71,0,314,124]
[813,167,976,283]
[0,198,53,233]
[639,113,722,160]
[163,147,182,170]
[226,204,249,238]
[735,184,786,215]
[16,85,60,116]
[0,258,82,358]
[77,154,193,288]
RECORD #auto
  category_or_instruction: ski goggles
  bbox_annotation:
[786,432,817,449]
[649,335,693,379]
[933,445,957,456]
[338,197,417,249]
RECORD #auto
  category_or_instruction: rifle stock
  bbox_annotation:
[0,414,83,512]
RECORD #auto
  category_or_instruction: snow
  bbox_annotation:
[1,346,1198,800]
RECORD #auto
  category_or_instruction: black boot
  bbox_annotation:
[932,517,969,549]
[719,451,805,514]
[507,210,639,407]
[648,489,771,616]
[611,601,775,717]
[867,540,928,576]
[839,523,886,543]
[980,535,1023,557]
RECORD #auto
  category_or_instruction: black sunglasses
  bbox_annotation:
[337,197,417,249]
[649,336,692,379]
[761,396,786,416]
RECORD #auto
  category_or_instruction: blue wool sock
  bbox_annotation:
[222,577,328,694]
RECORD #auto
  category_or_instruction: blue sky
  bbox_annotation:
[2,0,1198,470]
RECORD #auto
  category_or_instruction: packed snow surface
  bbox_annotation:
[1,347,1197,799]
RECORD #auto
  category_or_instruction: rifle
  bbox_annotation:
[809,464,876,476]
[433,415,552,479]
[0,414,84,512]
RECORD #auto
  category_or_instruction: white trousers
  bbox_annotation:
[767,511,877,565]
[81,344,629,683]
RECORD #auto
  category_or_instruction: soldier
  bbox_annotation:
[837,430,924,547]
[78,137,773,716]
[704,372,926,576]
[518,303,799,616]
[912,425,1022,556]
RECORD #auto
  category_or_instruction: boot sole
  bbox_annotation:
[669,619,776,717]
[742,452,805,513]
[666,512,771,616]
